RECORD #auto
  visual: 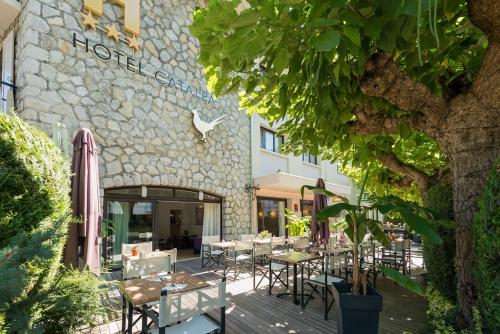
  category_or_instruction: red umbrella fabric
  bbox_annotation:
[63,129,101,273]
[312,178,329,244]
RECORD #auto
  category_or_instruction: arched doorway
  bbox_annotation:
[103,186,222,266]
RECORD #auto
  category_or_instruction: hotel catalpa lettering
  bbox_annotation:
[75,0,215,104]
[73,34,215,104]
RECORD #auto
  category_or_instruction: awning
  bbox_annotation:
[253,172,352,196]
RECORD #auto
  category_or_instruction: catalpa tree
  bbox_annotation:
[190,0,499,327]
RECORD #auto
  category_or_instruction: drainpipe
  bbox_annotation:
[249,113,254,235]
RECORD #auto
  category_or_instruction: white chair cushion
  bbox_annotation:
[149,315,218,334]
[270,262,287,271]
[310,274,343,285]
[210,250,224,256]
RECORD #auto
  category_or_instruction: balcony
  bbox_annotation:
[0,0,21,36]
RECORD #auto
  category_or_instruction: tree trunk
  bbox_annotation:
[440,42,500,328]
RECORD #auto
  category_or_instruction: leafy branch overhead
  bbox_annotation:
[191,0,486,198]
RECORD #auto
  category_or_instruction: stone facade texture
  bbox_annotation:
[13,0,252,238]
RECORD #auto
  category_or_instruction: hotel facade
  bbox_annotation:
[0,0,354,261]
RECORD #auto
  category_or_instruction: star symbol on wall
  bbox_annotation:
[80,11,99,30]
[127,34,141,51]
[106,24,121,42]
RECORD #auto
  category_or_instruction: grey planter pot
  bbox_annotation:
[332,282,383,334]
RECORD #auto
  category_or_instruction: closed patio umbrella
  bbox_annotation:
[63,128,101,273]
[312,178,329,244]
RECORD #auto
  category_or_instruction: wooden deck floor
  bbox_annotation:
[77,257,429,334]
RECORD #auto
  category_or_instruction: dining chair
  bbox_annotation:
[123,254,172,280]
[224,240,253,280]
[292,238,310,251]
[301,253,343,320]
[122,242,153,257]
[162,248,177,272]
[271,236,286,253]
[252,238,289,290]
[144,277,226,334]
[201,235,223,268]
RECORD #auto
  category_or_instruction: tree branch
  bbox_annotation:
[374,151,434,195]
[468,0,500,42]
[350,102,422,135]
[360,53,448,137]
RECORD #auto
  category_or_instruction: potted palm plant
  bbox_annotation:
[302,171,444,334]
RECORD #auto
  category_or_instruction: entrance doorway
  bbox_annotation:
[103,186,222,266]
[256,197,287,237]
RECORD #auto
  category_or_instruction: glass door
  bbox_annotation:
[257,197,287,237]
[105,200,154,266]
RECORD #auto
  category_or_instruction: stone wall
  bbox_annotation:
[14,0,252,238]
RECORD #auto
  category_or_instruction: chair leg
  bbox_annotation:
[324,285,328,320]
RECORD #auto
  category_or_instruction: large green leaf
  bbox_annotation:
[378,265,424,296]
[316,203,356,219]
[366,219,390,247]
[398,207,442,244]
[314,30,341,52]
[343,26,361,46]
[300,185,336,199]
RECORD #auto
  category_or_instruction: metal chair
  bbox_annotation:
[224,240,253,280]
[301,253,343,320]
[252,238,289,290]
[201,235,223,268]
[144,278,226,334]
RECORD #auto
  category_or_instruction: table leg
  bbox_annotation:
[121,295,126,333]
[293,263,298,305]
[127,300,133,334]
[141,306,147,334]
[268,258,272,295]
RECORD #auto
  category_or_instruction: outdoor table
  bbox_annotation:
[268,251,322,305]
[118,271,209,334]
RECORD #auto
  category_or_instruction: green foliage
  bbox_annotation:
[472,162,500,333]
[304,172,442,294]
[190,0,485,200]
[38,268,109,334]
[0,113,72,332]
[284,208,311,237]
[426,285,483,334]
[423,183,457,301]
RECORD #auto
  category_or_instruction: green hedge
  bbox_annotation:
[473,162,500,333]
[423,183,457,301]
[38,268,107,333]
[0,113,71,332]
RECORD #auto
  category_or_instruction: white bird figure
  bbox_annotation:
[191,109,228,142]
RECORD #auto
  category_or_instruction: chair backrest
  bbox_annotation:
[123,254,172,280]
[202,235,220,245]
[122,242,153,256]
[234,240,254,251]
[293,238,309,251]
[163,248,177,265]
[158,278,226,328]
[271,236,285,247]
[239,233,255,241]
[254,239,272,257]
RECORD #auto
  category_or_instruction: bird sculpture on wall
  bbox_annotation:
[191,109,228,142]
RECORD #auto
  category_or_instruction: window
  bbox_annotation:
[257,197,286,237]
[260,127,284,153]
[300,200,313,217]
[302,152,318,165]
